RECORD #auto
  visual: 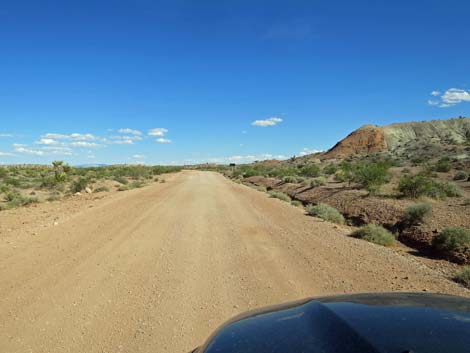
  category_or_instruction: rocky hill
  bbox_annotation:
[321,117,470,160]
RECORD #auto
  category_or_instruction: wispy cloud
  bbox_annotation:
[0,151,16,156]
[42,133,96,141]
[132,154,145,159]
[428,88,470,108]
[0,133,14,138]
[35,138,62,145]
[156,138,171,143]
[119,128,142,136]
[70,141,101,148]
[299,148,323,156]
[251,117,283,127]
[148,128,168,136]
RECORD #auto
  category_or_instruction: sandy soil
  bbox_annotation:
[1,171,468,353]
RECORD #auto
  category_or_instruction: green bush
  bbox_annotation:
[351,224,395,246]
[160,179,166,183]
[398,175,462,199]
[70,177,89,193]
[291,200,303,207]
[283,176,305,183]
[455,266,470,288]
[256,185,267,192]
[114,176,128,185]
[403,203,432,225]
[310,176,327,187]
[306,203,344,224]
[432,227,470,252]
[268,191,291,202]
[117,185,129,191]
[4,192,38,208]
[94,185,110,193]
[435,159,452,173]
[323,164,337,175]
[453,171,468,181]
[353,162,390,194]
[437,181,463,198]
[129,180,145,189]
[298,164,321,178]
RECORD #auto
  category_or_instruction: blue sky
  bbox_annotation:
[0,0,469,165]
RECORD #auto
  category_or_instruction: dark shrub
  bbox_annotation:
[435,159,452,173]
[453,171,468,181]
[403,203,432,225]
[455,267,470,288]
[70,177,89,193]
[432,227,470,252]
[299,164,321,178]
[353,162,390,194]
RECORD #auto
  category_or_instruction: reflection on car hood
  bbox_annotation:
[197,292,470,353]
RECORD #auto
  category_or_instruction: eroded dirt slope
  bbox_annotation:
[1,171,468,353]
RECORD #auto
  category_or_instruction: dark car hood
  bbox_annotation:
[197,292,470,353]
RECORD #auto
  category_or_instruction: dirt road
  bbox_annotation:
[1,171,468,353]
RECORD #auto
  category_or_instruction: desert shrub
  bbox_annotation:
[0,183,11,193]
[117,185,129,191]
[291,200,303,207]
[323,164,337,175]
[398,175,434,198]
[432,227,470,253]
[351,224,395,246]
[70,177,89,193]
[435,159,452,173]
[310,176,327,187]
[353,162,390,194]
[268,191,291,202]
[46,194,61,202]
[114,176,128,185]
[4,192,38,208]
[94,185,110,193]
[129,181,145,189]
[455,267,470,288]
[4,177,21,187]
[154,177,159,182]
[463,198,470,206]
[401,168,411,174]
[298,164,321,178]
[403,203,432,225]
[437,181,463,198]
[160,179,166,183]
[453,171,468,181]
[306,203,344,224]
[256,185,267,192]
[283,176,305,183]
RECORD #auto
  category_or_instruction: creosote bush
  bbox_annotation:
[70,177,89,193]
[306,203,344,224]
[398,174,462,199]
[455,267,470,288]
[403,203,432,225]
[291,200,303,207]
[351,224,395,246]
[453,171,468,181]
[94,185,110,193]
[268,191,291,202]
[432,227,470,253]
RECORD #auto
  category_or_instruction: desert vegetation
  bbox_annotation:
[0,162,181,210]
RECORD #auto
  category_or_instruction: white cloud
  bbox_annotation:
[70,141,101,148]
[42,133,96,141]
[14,146,45,156]
[0,133,13,138]
[108,138,134,145]
[132,154,145,159]
[299,148,323,156]
[156,138,172,143]
[0,151,15,156]
[148,128,168,136]
[35,138,61,145]
[119,128,142,135]
[441,88,470,105]
[428,88,470,108]
[251,117,283,127]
